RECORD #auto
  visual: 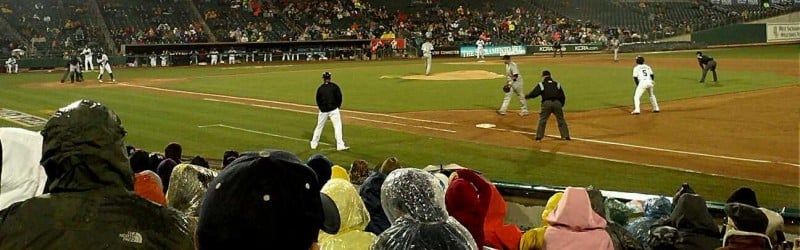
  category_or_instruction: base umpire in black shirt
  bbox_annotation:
[697,51,717,83]
[525,70,570,142]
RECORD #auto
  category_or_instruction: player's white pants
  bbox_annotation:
[477,48,484,60]
[228,55,235,64]
[613,48,619,61]
[6,64,17,73]
[424,54,432,75]
[161,57,167,67]
[211,55,218,65]
[84,56,94,71]
[310,108,346,149]
[633,81,659,113]
[499,81,528,114]
[98,63,113,79]
[150,58,156,67]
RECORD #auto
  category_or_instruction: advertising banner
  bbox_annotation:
[432,46,461,57]
[529,43,605,54]
[459,45,526,58]
[370,38,406,49]
[767,23,800,42]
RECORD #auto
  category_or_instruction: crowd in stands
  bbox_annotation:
[1,99,797,249]
[1,0,796,58]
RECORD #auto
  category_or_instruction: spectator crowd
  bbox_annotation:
[0,99,797,249]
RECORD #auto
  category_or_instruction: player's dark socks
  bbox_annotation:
[110,73,115,79]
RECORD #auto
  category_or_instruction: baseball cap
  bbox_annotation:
[502,55,511,60]
[196,150,341,250]
[322,71,332,79]
[541,70,551,77]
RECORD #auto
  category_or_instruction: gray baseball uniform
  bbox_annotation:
[498,61,528,115]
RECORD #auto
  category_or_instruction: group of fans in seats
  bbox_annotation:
[0,99,797,249]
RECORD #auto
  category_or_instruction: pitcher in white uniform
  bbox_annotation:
[475,39,485,61]
[421,39,434,75]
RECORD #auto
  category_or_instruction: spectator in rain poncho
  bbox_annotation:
[318,178,377,250]
[134,170,167,205]
[373,168,478,250]
[166,163,218,231]
[649,193,721,250]
[0,100,194,249]
[586,187,643,250]
[626,197,671,246]
[544,187,614,250]
[519,192,563,250]
[0,127,47,210]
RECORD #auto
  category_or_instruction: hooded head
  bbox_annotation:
[222,150,239,169]
[726,187,758,207]
[320,178,370,235]
[672,183,696,209]
[189,155,210,168]
[381,168,447,223]
[669,193,719,237]
[166,163,218,218]
[40,100,132,193]
[331,165,350,182]
[375,168,477,250]
[541,192,564,226]
[643,196,672,219]
[307,154,333,188]
[546,187,607,231]
[724,203,768,234]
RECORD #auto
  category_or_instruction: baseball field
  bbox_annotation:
[1,44,798,208]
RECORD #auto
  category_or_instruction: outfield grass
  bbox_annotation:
[0,45,797,208]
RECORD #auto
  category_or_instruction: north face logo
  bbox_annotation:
[119,231,143,244]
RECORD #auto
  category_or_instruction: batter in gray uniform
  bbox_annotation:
[525,70,570,142]
[498,55,529,116]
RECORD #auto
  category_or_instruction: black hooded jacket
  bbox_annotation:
[650,194,721,250]
[0,100,194,249]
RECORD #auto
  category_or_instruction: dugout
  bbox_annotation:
[121,40,371,66]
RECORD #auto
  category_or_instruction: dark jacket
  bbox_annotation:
[359,171,390,235]
[650,194,721,250]
[0,100,194,249]
[697,55,714,68]
[526,77,566,106]
[316,81,343,112]
[587,188,644,250]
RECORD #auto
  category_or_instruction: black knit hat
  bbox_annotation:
[725,202,768,234]
[307,154,333,189]
[726,187,758,207]
[542,70,551,77]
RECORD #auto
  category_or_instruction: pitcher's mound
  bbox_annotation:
[402,70,505,80]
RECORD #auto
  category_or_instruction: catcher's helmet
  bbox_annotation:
[635,55,645,64]
[322,71,332,79]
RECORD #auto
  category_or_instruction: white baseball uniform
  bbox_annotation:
[476,39,485,60]
[160,53,168,67]
[499,61,528,115]
[81,48,94,71]
[611,38,620,62]
[228,49,236,64]
[210,50,219,65]
[421,41,433,75]
[149,54,157,67]
[96,53,114,82]
[5,58,17,73]
[632,64,659,114]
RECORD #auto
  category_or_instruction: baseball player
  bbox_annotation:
[525,70,570,142]
[611,37,620,62]
[149,52,157,67]
[63,54,82,83]
[498,55,529,116]
[631,55,660,115]
[696,51,717,83]
[160,51,168,67]
[5,56,17,74]
[310,72,349,151]
[227,48,236,64]
[81,46,94,71]
[210,49,219,65]
[96,49,115,83]
[476,39,486,61]
[421,39,433,75]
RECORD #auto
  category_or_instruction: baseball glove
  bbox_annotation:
[502,84,511,93]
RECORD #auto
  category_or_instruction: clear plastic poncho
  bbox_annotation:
[372,168,478,250]
[166,163,218,230]
[626,196,671,246]
[319,179,377,250]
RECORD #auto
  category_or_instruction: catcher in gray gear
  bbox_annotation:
[498,55,529,116]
